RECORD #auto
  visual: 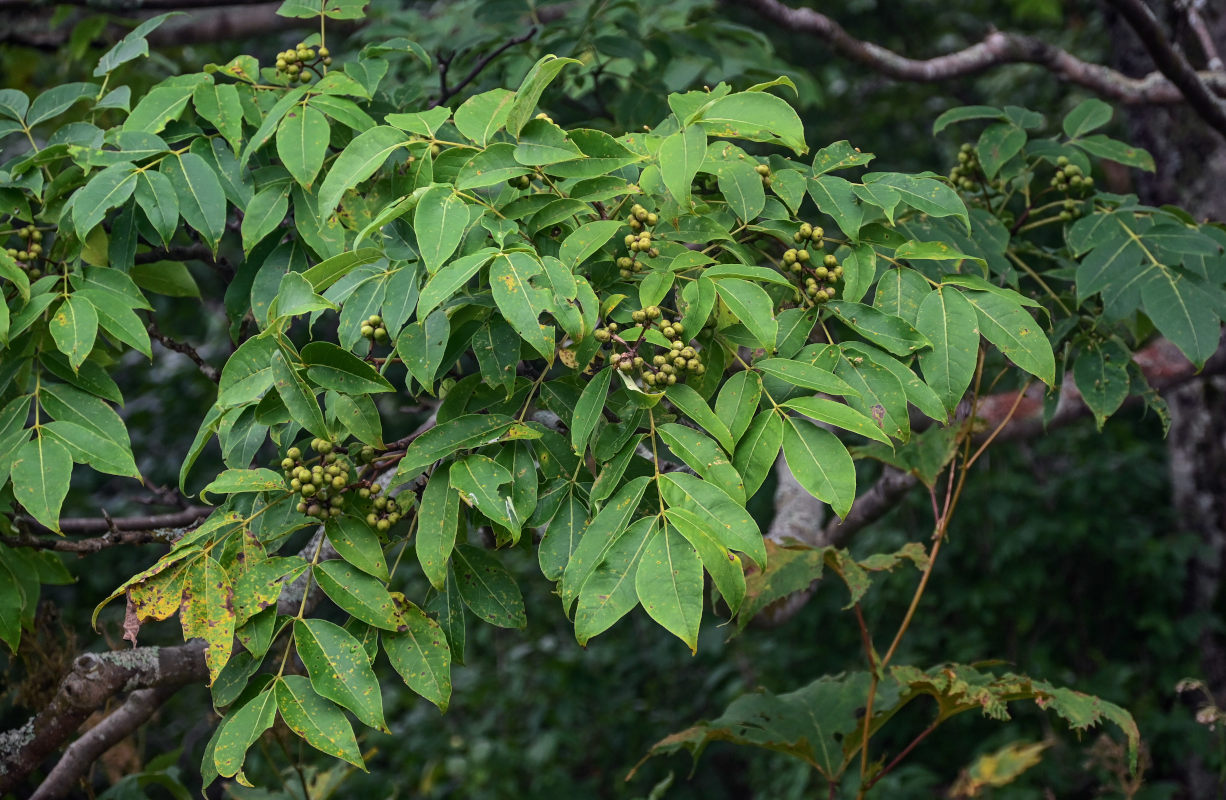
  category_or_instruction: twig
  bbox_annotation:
[145,316,221,383]
[430,27,538,108]
[1104,0,1226,139]
[1187,0,1224,72]
[733,0,1226,106]
[14,506,210,536]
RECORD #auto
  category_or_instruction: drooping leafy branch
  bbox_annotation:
[0,3,1222,795]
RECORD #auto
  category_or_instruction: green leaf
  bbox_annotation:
[932,105,1006,134]
[270,350,329,439]
[831,347,911,441]
[754,357,858,398]
[715,278,777,352]
[782,416,855,518]
[636,524,704,652]
[562,476,651,606]
[807,174,862,238]
[514,118,583,165]
[715,370,763,443]
[277,103,330,188]
[213,686,276,778]
[506,55,580,138]
[200,468,283,502]
[659,125,706,207]
[302,341,395,394]
[271,271,336,319]
[325,514,388,581]
[417,464,459,590]
[572,367,612,454]
[490,250,555,358]
[130,261,200,298]
[873,268,930,325]
[867,172,970,232]
[696,91,806,154]
[42,420,139,477]
[810,140,874,175]
[93,13,179,76]
[241,187,288,252]
[1142,270,1220,367]
[1073,339,1131,427]
[122,84,195,134]
[976,122,1025,179]
[733,410,783,499]
[456,142,531,190]
[665,383,734,452]
[417,248,496,319]
[49,295,98,371]
[397,311,449,390]
[560,220,624,269]
[294,618,386,730]
[317,126,408,215]
[384,601,452,710]
[1063,98,1114,138]
[301,248,382,292]
[656,423,744,503]
[453,89,515,146]
[915,287,980,414]
[385,106,451,137]
[895,239,986,267]
[415,185,470,275]
[718,159,766,222]
[315,561,404,631]
[192,81,244,153]
[964,291,1055,384]
[660,472,765,568]
[11,434,72,532]
[825,301,931,356]
[73,162,138,236]
[573,517,655,645]
[275,675,365,768]
[1071,134,1154,171]
[162,152,226,250]
[450,454,517,532]
[452,544,526,629]
[393,414,515,483]
[783,396,892,445]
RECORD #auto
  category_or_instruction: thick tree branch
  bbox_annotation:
[0,642,207,795]
[31,685,179,800]
[1104,0,1226,139]
[733,0,1226,107]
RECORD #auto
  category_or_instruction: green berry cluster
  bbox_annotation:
[782,223,841,303]
[1051,156,1094,193]
[281,439,352,519]
[1058,197,1083,222]
[507,174,533,190]
[617,204,660,278]
[275,42,330,83]
[5,225,45,279]
[360,314,388,343]
[949,143,981,192]
[755,163,772,187]
[364,486,403,533]
[595,306,706,389]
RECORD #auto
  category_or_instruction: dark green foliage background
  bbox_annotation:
[0,0,1213,797]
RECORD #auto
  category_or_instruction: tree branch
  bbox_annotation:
[733,0,1226,106]
[0,642,207,795]
[145,316,221,383]
[430,27,538,108]
[1104,0,1226,139]
[31,685,179,800]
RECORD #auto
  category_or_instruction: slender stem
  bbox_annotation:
[861,718,942,792]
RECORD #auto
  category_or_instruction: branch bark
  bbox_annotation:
[1103,0,1226,139]
[733,0,1226,107]
[0,642,207,795]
